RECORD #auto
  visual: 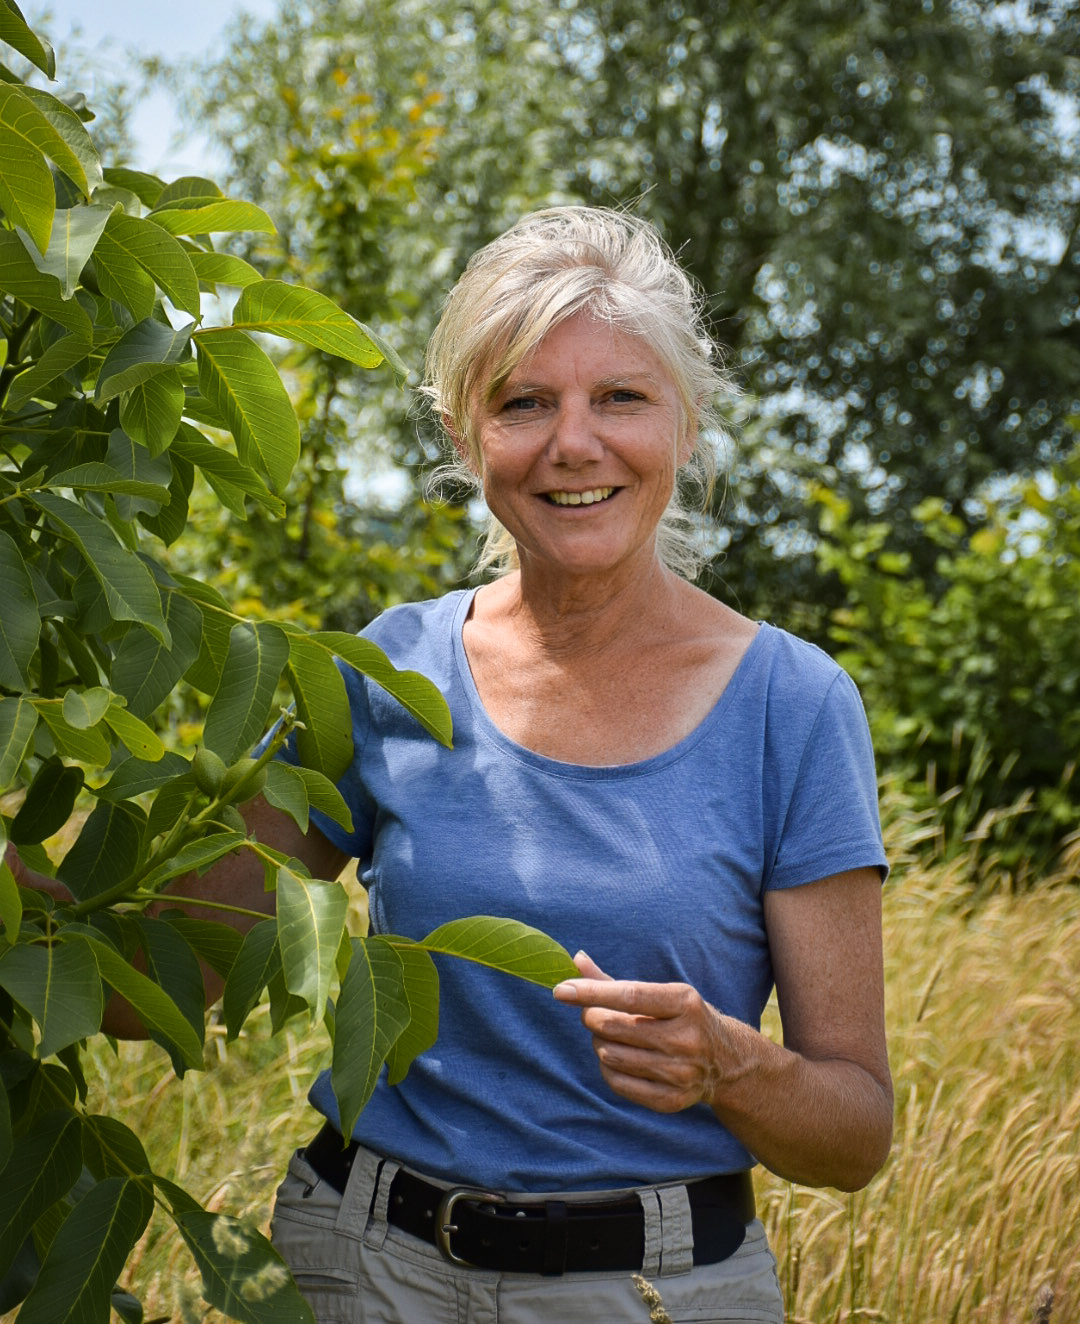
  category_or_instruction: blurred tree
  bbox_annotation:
[191,0,1080,630]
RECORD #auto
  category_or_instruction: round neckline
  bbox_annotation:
[449,587,768,778]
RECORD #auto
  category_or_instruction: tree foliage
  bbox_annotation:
[0,6,577,1318]
[193,0,1080,623]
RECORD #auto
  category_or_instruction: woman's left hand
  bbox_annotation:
[553,952,743,1114]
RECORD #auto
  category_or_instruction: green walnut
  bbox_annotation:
[221,757,268,800]
[191,747,228,797]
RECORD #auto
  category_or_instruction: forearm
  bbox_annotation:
[708,1014,894,1191]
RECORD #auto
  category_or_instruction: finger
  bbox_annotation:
[573,950,611,980]
[554,977,694,1020]
[552,950,616,1003]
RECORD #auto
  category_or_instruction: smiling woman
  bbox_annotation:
[257,208,892,1323]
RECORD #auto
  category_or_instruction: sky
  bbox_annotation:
[25,0,281,174]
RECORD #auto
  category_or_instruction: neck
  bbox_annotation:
[490,555,688,659]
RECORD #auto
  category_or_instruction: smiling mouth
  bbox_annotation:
[546,487,616,506]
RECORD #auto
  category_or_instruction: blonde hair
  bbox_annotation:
[422,206,736,578]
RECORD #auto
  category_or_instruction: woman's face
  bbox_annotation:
[472,311,695,586]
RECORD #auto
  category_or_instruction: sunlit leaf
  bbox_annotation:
[34,700,111,766]
[0,2,55,77]
[189,249,263,289]
[314,631,452,749]
[0,229,93,341]
[104,704,166,762]
[384,942,439,1086]
[19,85,103,193]
[0,856,22,951]
[331,936,413,1138]
[194,328,300,493]
[95,209,201,318]
[232,279,382,366]
[148,198,276,236]
[172,1209,315,1324]
[22,201,111,297]
[61,685,109,729]
[101,165,163,208]
[203,621,289,765]
[420,916,579,987]
[169,424,285,516]
[286,633,352,781]
[276,864,348,1025]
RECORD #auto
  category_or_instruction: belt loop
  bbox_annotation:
[333,1142,382,1240]
[656,1184,694,1278]
[638,1188,662,1278]
[363,1157,402,1251]
[540,1201,568,1276]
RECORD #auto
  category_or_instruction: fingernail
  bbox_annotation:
[553,982,578,1001]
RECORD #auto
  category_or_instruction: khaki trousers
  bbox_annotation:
[270,1142,784,1323]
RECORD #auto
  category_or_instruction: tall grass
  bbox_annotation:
[12,805,1078,1322]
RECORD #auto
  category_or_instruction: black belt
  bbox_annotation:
[302,1123,754,1275]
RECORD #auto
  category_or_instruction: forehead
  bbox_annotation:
[496,313,671,391]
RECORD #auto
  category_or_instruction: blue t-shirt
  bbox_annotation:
[295,588,886,1191]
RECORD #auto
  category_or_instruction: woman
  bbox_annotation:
[264,207,893,1322]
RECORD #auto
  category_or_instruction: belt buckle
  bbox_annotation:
[435,1187,505,1266]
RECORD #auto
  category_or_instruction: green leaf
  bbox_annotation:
[163,915,243,981]
[263,762,353,835]
[314,631,452,749]
[110,591,202,720]
[0,695,38,788]
[420,916,580,987]
[16,1175,155,1324]
[332,936,413,1138]
[136,831,246,895]
[104,703,165,762]
[232,280,383,367]
[30,493,170,645]
[173,1209,315,1324]
[45,460,168,503]
[73,933,204,1072]
[96,317,194,405]
[95,209,201,318]
[0,228,92,342]
[101,166,163,208]
[5,331,88,409]
[168,423,285,517]
[0,528,39,690]
[135,915,206,1041]
[56,801,144,904]
[0,124,54,255]
[148,198,276,237]
[9,756,84,846]
[34,700,111,766]
[276,864,347,1024]
[286,633,352,781]
[0,85,88,204]
[0,1071,10,1169]
[81,1114,151,1181]
[0,1109,82,1281]
[0,1,55,77]
[194,328,300,493]
[203,622,290,765]
[89,228,154,321]
[0,854,23,949]
[97,750,188,803]
[188,249,263,289]
[61,686,110,730]
[0,936,103,1057]
[222,918,279,1039]
[384,943,439,1086]
[19,85,102,193]
[119,368,185,454]
[156,176,224,205]
[23,202,111,297]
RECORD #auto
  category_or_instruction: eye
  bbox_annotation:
[502,395,541,415]
[609,389,645,404]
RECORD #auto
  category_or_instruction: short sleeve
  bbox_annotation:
[765,670,888,890]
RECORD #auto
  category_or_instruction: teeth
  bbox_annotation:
[548,487,614,506]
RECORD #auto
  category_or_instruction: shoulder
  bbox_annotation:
[360,589,473,661]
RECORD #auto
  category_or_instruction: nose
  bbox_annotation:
[547,398,603,466]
